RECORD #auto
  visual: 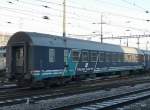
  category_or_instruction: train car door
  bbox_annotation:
[13,46,24,74]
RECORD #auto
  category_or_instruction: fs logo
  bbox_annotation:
[85,63,88,68]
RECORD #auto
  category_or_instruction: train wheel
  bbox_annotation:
[17,79,30,87]
[43,80,51,88]
[79,74,86,80]
[89,74,96,79]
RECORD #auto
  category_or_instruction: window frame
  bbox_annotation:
[90,51,98,62]
[64,49,68,62]
[105,52,111,62]
[72,49,80,62]
[49,48,55,63]
[112,53,117,62]
[82,50,89,62]
[99,52,105,62]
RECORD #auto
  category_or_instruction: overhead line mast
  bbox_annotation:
[63,0,66,38]
[100,13,103,43]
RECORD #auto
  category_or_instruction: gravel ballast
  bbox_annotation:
[1,83,150,110]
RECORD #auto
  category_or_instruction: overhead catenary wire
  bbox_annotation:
[0,1,98,23]
[121,0,150,13]
[8,0,149,22]
[35,0,150,21]
[0,0,150,40]
[1,0,149,24]
[105,23,150,33]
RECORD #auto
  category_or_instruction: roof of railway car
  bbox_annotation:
[141,50,150,55]
[10,31,143,54]
[0,46,6,53]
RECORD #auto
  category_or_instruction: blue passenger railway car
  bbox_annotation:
[6,32,149,86]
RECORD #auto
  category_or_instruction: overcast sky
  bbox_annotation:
[0,0,150,49]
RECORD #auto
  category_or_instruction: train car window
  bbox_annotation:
[128,54,132,62]
[124,53,128,62]
[99,52,104,62]
[109,53,112,62]
[82,51,89,62]
[138,55,141,62]
[112,53,117,62]
[120,54,124,62]
[123,54,125,62]
[64,49,68,62]
[16,48,24,66]
[91,51,98,62]
[3,53,6,57]
[133,55,135,62]
[105,52,111,62]
[117,54,121,62]
[132,55,134,62]
[132,54,135,62]
[148,55,150,61]
[138,55,144,62]
[135,55,139,62]
[147,55,149,61]
[49,49,55,63]
[142,55,144,62]
[137,55,140,62]
[117,54,123,62]
[72,50,80,62]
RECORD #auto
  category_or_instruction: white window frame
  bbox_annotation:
[82,51,89,62]
[91,51,97,62]
[99,52,104,62]
[72,49,80,62]
[49,48,55,63]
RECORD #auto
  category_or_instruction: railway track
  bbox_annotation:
[0,74,150,107]
[70,87,150,110]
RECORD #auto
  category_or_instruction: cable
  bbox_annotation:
[0,0,150,38]
[0,1,97,23]
[105,23,150,33]
[121,0,150,13]
[3,0,149,23]
[36,0,150,22]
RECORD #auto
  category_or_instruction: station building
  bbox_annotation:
[0,32,11,46]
